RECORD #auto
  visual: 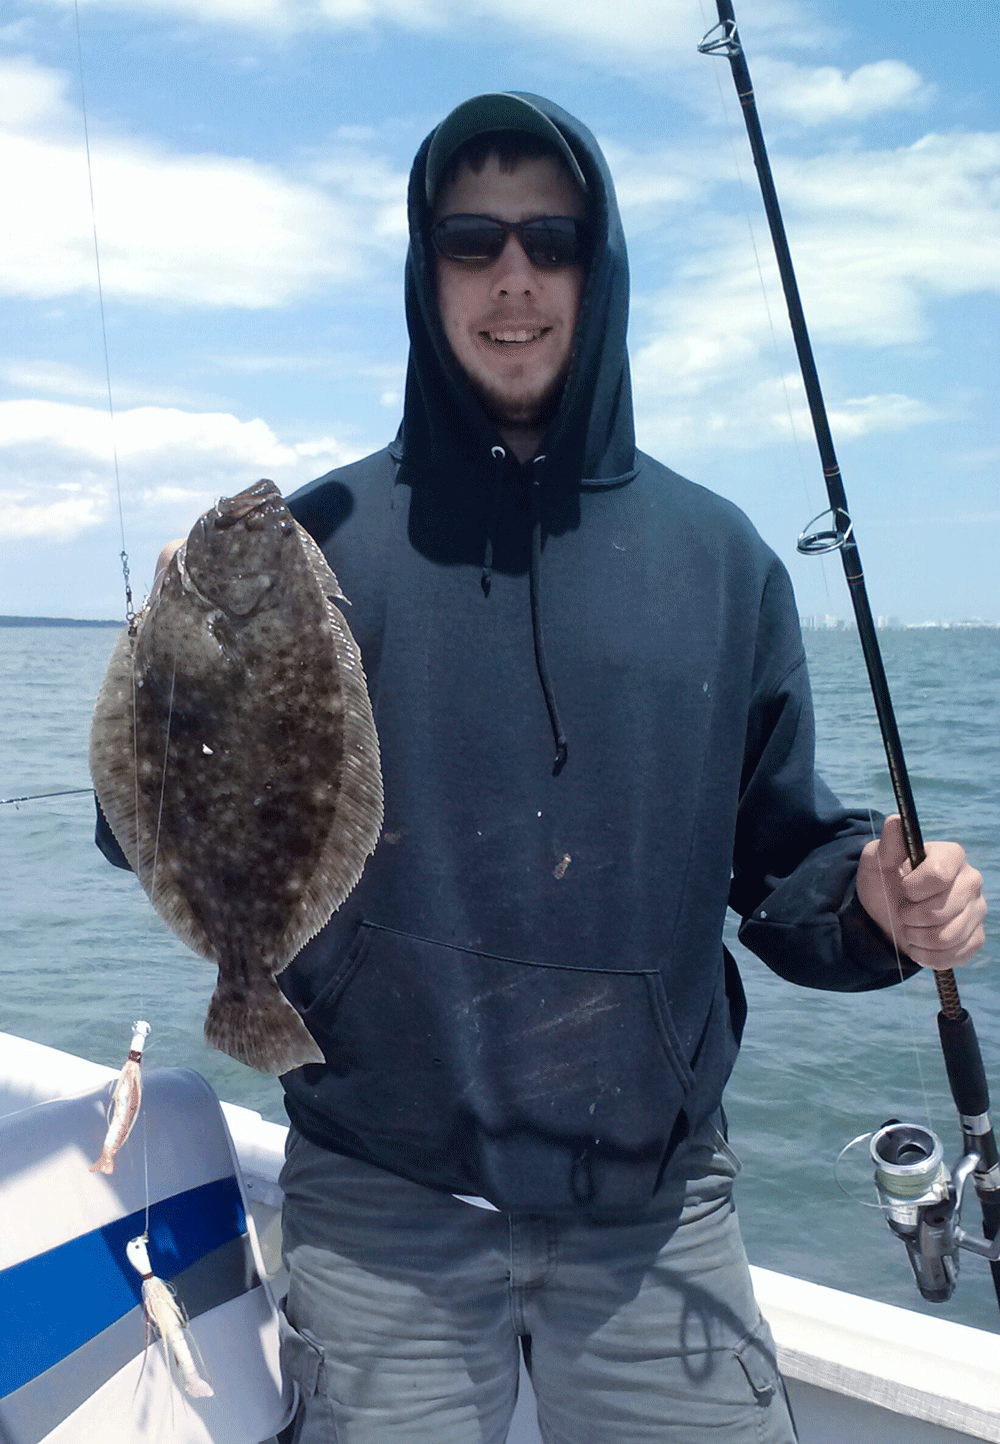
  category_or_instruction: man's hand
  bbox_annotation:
[152,538,184,596]
[856,814,987,970]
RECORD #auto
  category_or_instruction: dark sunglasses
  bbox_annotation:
[430,214,587,268]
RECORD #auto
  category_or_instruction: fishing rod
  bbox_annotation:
[0,788,94,806]
[698,0,1000,1311]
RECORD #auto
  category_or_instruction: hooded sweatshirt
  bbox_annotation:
[97,96,912,1215]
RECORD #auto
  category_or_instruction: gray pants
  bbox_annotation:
[278,1118,797,1443]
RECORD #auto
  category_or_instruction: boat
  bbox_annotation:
[2,1030,998,1444]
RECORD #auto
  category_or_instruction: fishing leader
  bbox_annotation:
[136,93,986,1444]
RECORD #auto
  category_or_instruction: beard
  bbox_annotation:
[462,353,571,433]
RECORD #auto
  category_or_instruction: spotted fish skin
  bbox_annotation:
[89,479,383,1074]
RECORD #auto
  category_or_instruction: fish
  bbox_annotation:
[89,479,383,1074]
[90,1019,151,1174]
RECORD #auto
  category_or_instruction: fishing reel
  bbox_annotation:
[871,1120,1000,1302]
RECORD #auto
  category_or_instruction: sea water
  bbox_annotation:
[1,623,998,1331]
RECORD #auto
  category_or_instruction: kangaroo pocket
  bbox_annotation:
[297,922,698,1214]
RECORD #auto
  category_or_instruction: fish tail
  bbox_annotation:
[204,973,324,1075]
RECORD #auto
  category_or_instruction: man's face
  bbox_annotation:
[434,154,586,440]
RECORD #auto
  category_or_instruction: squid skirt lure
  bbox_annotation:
[126,1234,214,1398]
[90,1020,151,1174]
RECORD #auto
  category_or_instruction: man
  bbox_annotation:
[118,94,985,1442]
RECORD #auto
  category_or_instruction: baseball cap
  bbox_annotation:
[425,93,588,208]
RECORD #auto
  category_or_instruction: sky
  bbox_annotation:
[1,0,997,622]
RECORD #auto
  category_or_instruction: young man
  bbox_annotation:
[111,94,985,1443]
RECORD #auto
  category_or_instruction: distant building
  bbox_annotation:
[799,615,853,632]
[800,614,998,632]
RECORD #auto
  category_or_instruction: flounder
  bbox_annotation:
[89,479,383,1074]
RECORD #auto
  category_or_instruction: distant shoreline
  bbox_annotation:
[1,614,995,631]
[0,616,123,629]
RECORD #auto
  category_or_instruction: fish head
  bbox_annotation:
[184,479,295,617]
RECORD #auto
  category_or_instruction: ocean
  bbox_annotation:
[2,622,998,1332]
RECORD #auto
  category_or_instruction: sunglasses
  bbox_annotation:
[431,214,588,268]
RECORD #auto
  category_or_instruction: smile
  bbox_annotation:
[481,327,551,344]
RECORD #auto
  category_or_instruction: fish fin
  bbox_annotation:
[293,521,347,602]
[277,525,384,961]
[89,603,218,964]
[204,973,324,1074]
[88,624,143,868]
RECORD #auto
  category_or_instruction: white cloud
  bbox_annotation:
[800,391,946,439]
[627,126,1000,451]
[599,138,712,221]
[0,359,215,409]
[0,56,408,308]
[0,487,109,541]
[54,0,802,57]
[0,398,365,541]
[754,58,930,125]
[633,367,943,459]
[773,133,1000,327]
[0,54,76,129]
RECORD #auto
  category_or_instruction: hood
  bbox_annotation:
[396,93,636,492]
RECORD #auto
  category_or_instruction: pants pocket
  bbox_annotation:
[278,1310,341,1444]
[734,1318,799,1441]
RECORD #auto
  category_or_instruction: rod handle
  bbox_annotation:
[938,1009,990,1118]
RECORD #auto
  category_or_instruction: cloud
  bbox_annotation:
[772,133,1000,330]
[0,359,215,409]
[0,54,76,129]
[599,139,715,223]
[633,367,943,460]
[821,393,947,438]
[0,486,109,541]
[0,56,409,308]
[625,126,1000,451]
[52,0,802,57]
[0,398,365,540]
[753,58,930,125]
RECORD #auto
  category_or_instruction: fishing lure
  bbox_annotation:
[89,1020,151,1174]
[126,1233,214,1399]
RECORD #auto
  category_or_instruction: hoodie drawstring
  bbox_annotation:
[481,445,506,596]
[480,447,568,775]
[529,456,568,775]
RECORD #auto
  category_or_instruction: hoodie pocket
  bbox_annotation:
[300,922,696,1214]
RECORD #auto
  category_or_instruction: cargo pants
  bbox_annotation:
[278,1116,797,1443]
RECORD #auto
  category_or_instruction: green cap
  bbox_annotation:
[425,93,588,208]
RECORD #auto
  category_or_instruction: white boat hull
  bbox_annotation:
[2,1033,997,1444]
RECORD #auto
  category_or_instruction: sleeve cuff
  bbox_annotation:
[839,885,920,983]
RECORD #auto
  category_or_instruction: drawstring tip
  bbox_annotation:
[480,568,492,597]
[552,741,568,776]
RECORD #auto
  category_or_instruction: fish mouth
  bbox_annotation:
[214,478,284,528]
[480,326,552,346]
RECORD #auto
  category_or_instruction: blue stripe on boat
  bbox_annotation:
[0,1174,246,1398]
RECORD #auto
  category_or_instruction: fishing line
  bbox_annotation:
[696,0,833,612]
[72,0,134,628]
[834,1131,885,1210]
[147,661,178,906]
[863,800,937,1136]
[73,0,161,1258]
[132,625,183,1032]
